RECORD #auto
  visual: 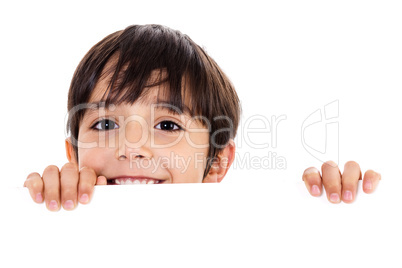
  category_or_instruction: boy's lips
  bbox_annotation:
[107,176,166,185]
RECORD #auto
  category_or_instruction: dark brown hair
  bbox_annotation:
[67,24,241,178]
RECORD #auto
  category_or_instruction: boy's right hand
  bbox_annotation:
[23,163,107,211]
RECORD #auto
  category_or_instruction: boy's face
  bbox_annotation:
[67,70,212,184]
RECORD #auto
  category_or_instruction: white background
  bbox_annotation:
[1,1,401,267]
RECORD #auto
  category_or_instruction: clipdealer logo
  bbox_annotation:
[301,100,339,167]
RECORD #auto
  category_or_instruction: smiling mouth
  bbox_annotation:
[107,177,164,185]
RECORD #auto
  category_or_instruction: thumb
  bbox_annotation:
[96,175,107,185]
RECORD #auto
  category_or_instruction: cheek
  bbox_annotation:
[185,128,210,149]
[77,147,111,174]
[167,133,209,183]
[153,132,185,147]
[77,130,117,173]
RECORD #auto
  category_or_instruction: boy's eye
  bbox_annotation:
[93,119,119,130]
[155,120,182,131]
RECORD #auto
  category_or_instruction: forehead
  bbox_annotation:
[85,53,197,118]
[88,65,192,115]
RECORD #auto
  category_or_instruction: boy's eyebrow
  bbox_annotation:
[150,101,193,116]
[84,102,109,112]
[83,101,192,116]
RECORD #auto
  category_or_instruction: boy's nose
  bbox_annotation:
[115,119,153,160]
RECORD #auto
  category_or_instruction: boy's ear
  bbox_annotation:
[203,139,235,183]
[65,138,77,164]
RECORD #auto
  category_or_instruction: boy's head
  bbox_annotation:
[66,24,241,183]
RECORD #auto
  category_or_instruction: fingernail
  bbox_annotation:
[80,194,89,204]
[330,193,340,203]
[365,180,373,190]
[343,190,353,201]
[35,193,43,203]
[49,200,58,211]
[64,200,74,210]
[311,185,321,195]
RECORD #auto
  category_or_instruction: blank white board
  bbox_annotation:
[1,175,400,268]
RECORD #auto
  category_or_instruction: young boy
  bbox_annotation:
[23,24,381,211]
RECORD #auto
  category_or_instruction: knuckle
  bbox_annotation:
[322,160,338,169]
[62,189,77,198]
[43,181,59,191]
[323,180,340,189]
[79,182,93,193]
[61,163,78,173]
[322,174,342,188]
[303,172,320,183]
[344,161,360,169]
[26,172,40,180]
[341,180,355,189]
[79,166,96,177]
[79,167,97,186]
[304,167,318,174]
[25,174,43,189]
[31,180,43,190]
[44,189,59,198]
[44,165,59,175]
[364,169,377,178]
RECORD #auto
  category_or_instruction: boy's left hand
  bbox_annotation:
[302,160,381,203]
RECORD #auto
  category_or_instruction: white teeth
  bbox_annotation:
[113,178,160,185]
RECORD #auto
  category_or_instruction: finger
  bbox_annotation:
[96,175,107,185]
[77,167,97,204]
[321,160,341,203]
[341,161,362,203]
[302,167,322,196]
[363,170,381,194]
[24,172,44,203]
[42,165,61,211]
[60,163,79,210]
